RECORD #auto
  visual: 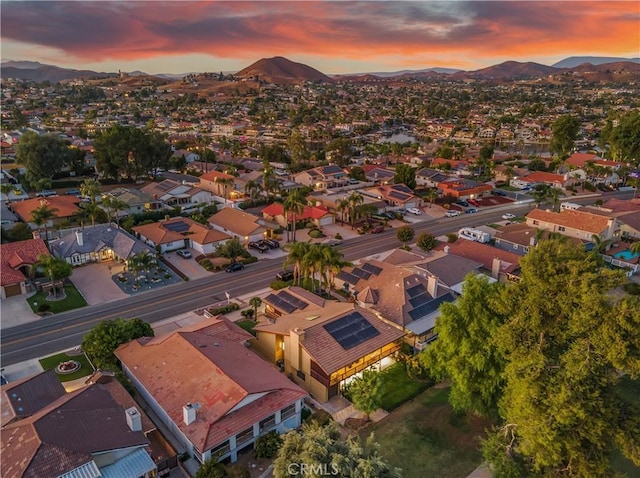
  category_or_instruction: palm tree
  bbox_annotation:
[347,191,364,228]
[80,178,101,204]
[101,195,128,227]
[630,241,640,255]
[319,245,351,293]
[283,189,306,242]
[285,242,312,286]
[249,296,262,321]
[336,198,350,224]
[244,180,262,202]
[547,187,565,212]
[33,254,72,299]
[80,202,105,228]
[30,203,58,240]
[216,177,235,203]
[591,234,613,253]
[424,189,438,208]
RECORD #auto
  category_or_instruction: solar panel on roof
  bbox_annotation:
[409,292,431,308]
[408,294,454,320]
[278,290,309,310]
[270,295,297,314]
[337,271,360,285]
[351,268,371,280]
[361,263,382,275]
[406,284,424,298]
[393,184,413,193]
[389,191,411,201]
[163,221,190,232]
[323,311,380,350]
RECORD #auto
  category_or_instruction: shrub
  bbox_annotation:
[226,464,250,478]
[241,309,255,319]
[254,430,283,459]
[307,410,333,427]
[305,221,316,229]
[38,302,51,313]
[623,283,640,295]
[309,229,324,238]
[208,303,240,315]
[199,259,213,271]
[334,233,342,240]
[584,181,597,192]
[273,227,284,235]
[446,233,458,243]
[270,280,288,290]
[240,255,258,265]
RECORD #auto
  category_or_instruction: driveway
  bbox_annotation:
[1,293,40,329]
[69,261,128,305]
[163,249,212,280]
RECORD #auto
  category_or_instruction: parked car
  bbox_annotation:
[492,190,507,197]
[225,263,245,273]
[248,242,269,253]
[502,213,516,220]
[381,211,397,220]
[276,270,294,281]
[324,238,342,247]
[445,210,461,217]
[65,189,80,195]
[407,207,422,215]
[262,239,280,249]
[36,190,56,197]
[468,199,480,206]
[454,200,469,207]
[176,249,192,259]
[465,208,478,214]
[370,225,385,234]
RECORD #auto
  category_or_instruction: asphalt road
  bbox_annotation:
[1,191,631,366]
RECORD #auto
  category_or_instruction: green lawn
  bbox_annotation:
[378,362,432,411]
[27,284,87,314]
[363,387,491,478]
[39,351,94,382]
[236,319,257,336]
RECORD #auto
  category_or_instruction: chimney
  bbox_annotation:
[289,328,305,371]
[32,230,41,240]
[491,258,502,279]
[529,236,536,246]
[183,403,196,425]
[164,215,170,221]
[126,407,142,432]
[75,230,83,246]
[427,275,438,298]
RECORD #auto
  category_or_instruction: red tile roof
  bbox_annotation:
[200,171,235,182]
[262,203,331,221]
[9,196,81,222]
[434,241,521,274]
[521,171,566,185]
[526,208,612,235]
[133,217,230,246]
[0,239,50,286]
[115,317,306,452]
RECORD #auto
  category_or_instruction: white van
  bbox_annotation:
[458,227,491,243]
[560,202,582,211]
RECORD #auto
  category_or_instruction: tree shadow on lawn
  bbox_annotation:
[361,387,493,478]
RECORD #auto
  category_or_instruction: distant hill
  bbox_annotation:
[553,56,640,68]
[456,61,559,80]
[1,62,116,82]
[235,56,333,84]
[1,60,47,70]
[341,67,460,78]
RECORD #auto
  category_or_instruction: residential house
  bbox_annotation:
[262,203,334,229]
[416,168,454,188]
[1,371,165,478]
[141,179,213,209]
[434,241,522,282]
[494,223,582,255]
[254,287,405,402]
[172,149,200,163]
[359,184,422,209]
[116,315,307,464]
[0,238,49,298]
[292,165,348,190]
[581,199,640,240]
[437,177,492,200]
[307,190,386,221]
[102,187,160,214]
[526,208,618,242]
[510,171,570,190]
[209,207,278,244]
[133,217,230,254]
[49,224,155,266]
[360,165,395,185]
[335,257,458,351]
[10,196,81,231]
[199,171,243,203]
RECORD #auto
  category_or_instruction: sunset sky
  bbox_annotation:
[1,1,638,75]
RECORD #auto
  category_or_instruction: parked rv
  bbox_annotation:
[458,227,491,244]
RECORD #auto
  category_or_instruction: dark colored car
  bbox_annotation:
[225,263,245,273]
[66,189,80,195]
[454,200,469,207]
[276,270,295,281]
[370,225,385,234]
[248,242,269,253]
[493,190,507,197]
[176,249,192,259]
[263,239,280,249]
[465,208,478,214]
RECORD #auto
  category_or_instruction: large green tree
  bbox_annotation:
[393,163,416,190]
[396,225,415,248]
[550,115,580,158]
[15,131,73,182]
[490,240,640,476]
[82,318,154,370]
[421,274,507,417]
[348,369,382,420]
[606,111,640,165]
[273,421,401,478]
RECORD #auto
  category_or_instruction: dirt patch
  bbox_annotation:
[344,417,370,431]
[232,447,273,478]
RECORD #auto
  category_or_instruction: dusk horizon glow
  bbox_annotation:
[1,1,638,75]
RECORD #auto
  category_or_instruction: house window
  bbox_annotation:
[533,220,539,225]
[259,414,276,433]
[236,426,254,446]
[513,244,518,249]
[524,247,530,253]
[209,440,230,460]
[296,370,306,381]
[558,226,565,232]
[281,403,297,421]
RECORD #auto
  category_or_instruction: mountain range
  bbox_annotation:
[2,56,639,83]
